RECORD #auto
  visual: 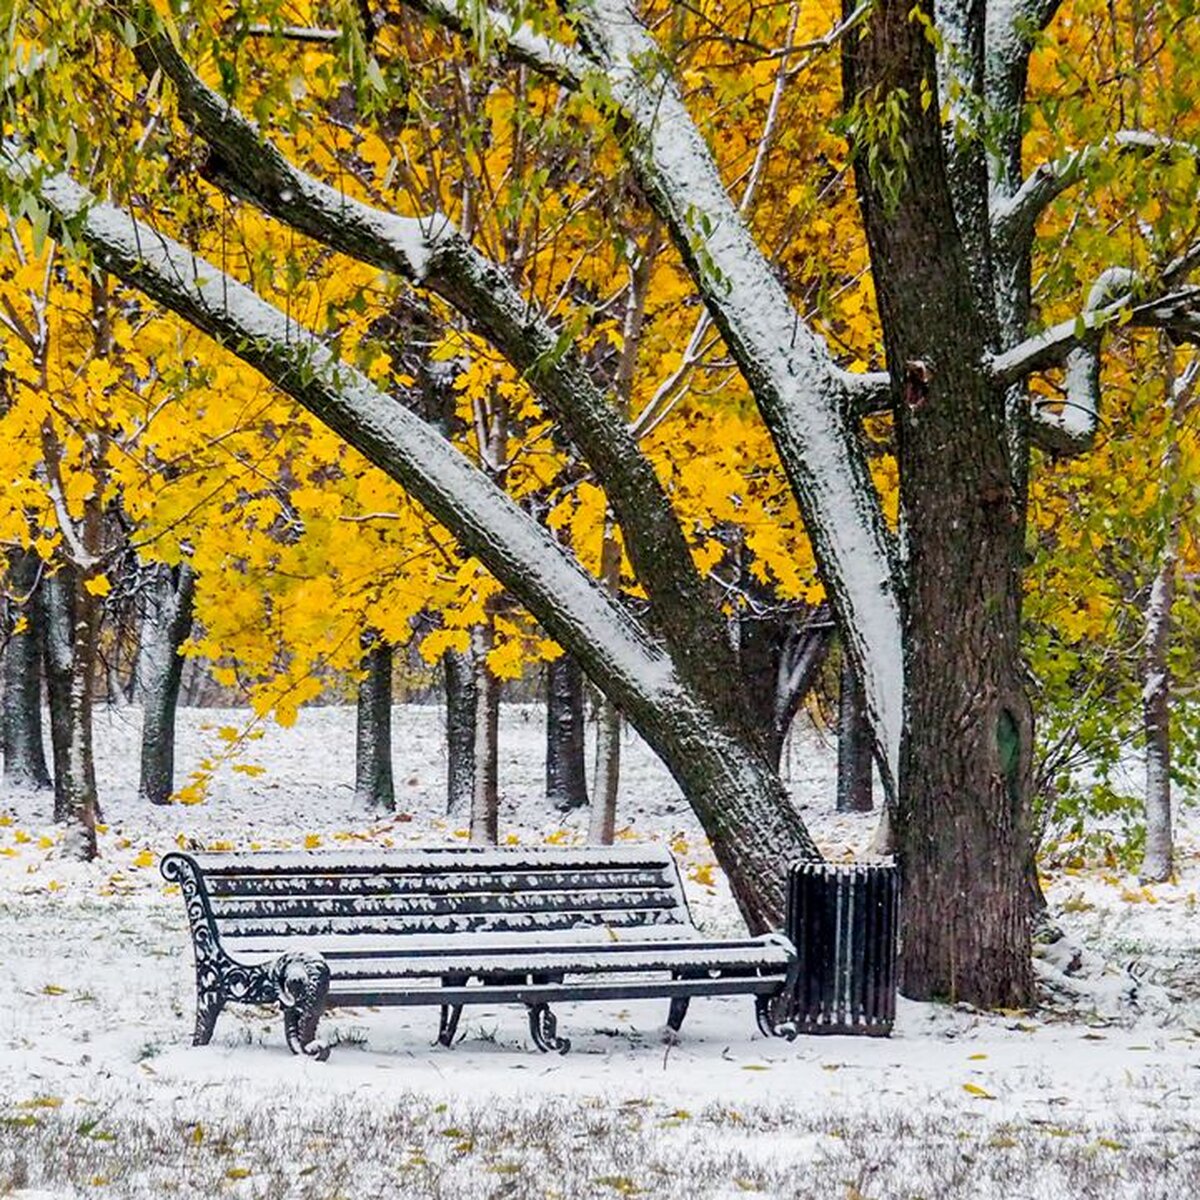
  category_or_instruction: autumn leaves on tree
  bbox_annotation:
[3,0,1200,1008]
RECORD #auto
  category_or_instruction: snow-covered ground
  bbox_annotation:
[1,706,1197,1198]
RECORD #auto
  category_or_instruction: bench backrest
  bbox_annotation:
[161,846,696,944]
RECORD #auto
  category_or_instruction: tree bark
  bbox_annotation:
[443,646,476,815]
[588,693,621,845]
[546,653,588,812]
[470,622,500,845]
[1139,536,1177,883]
[836,649,874,814]
[354,634,395,809]
[40,568,99,858]
[844,0,1034,1006]
[2,548,51,791]
[137,563,196,805]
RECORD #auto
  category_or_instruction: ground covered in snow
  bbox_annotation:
[1,706,1198,1198]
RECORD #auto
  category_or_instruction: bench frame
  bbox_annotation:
[162,848,799,1061]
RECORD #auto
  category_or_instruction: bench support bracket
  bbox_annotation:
[526,1002,571,1054]
[274,951,331,1061]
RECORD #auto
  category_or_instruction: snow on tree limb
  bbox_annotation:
[3,148,687,723]
[121,15,743,701]
[992,132,1200,249]
[565,0,905,789]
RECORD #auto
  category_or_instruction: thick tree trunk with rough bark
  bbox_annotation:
[137,563,196,805]
[837,651,873,814]
[546,653,588,812]
[443,647,476,815]
[355,634,395,810]
[844,0,1034,1006]
[2,548,50,791]
[1139,547,1176,883]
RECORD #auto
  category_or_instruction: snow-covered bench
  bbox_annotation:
[161,846,799,1061]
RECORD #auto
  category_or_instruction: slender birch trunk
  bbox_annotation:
[355,633,395,810]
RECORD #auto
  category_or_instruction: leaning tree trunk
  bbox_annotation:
[137,563,196,805]
[1139,541,1177,883]
[2,547,51,791]
[845,0,1034,1006]
[355,633,395,810]
[443,646,476,815]
[836,649,873,814]
[546,652,589,812]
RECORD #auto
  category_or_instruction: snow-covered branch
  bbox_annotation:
[989,282,1200,389]
[993,132,1200,248]
[568,0,904,790]
[3,147,684,720]
[127,17,742,701]
[390,0,903,791]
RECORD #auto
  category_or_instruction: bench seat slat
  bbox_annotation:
[304,944,790,980]
[205,868,673,899]
[217,908,690,940]
[194,847,677,875]
[208,887,679,922]
[328,976,786,1007]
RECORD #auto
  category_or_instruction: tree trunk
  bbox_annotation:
[845,0,1034,1007]
[836,649,873,813]
[1139,544,1176,883]
[137,563,196,805]
[470,623,500,844]
[2,548,51,791]
[546,653,589,812]
[588,694,621,845]
[40,568,99,858]
[443,646,476,815]
[355,634,395,809]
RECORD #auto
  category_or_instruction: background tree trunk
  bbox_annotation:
[355,634,395,810]
[2,548,51,791]
[588,694,621,846]
[470,621,500,844]
[137,563,196,805]
[443,646,476,815]
[1139,543,1176,883]
[546,653,588,812]
[837,649,874,813]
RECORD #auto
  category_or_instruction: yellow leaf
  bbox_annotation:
[304,834,322,849]
[962,1083,995,1099]
[132,849,155,869]
[232,763,265,777]
[84,574,112,597]
[19,1095,63,1108]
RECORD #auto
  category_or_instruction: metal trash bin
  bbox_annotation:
[785,861,899,1036]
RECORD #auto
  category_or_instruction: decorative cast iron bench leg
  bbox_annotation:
[274,952,332,1061]
[193,989,225,1046]
[526,1003,570,1054]
[755,992,798,1040]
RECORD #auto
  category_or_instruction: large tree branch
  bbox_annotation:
[5,149,683,718]
[549,0,904,789]
[122,10,747,715]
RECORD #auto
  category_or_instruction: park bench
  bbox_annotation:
[161,846,799,1060]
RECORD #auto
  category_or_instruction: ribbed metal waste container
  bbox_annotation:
[785,861,899,1036]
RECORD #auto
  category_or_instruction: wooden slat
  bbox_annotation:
[207,869,674,901]
[218,907,689,940]
[326,976,785,1008]
[318,943,792,981]
[208,887,678,924]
